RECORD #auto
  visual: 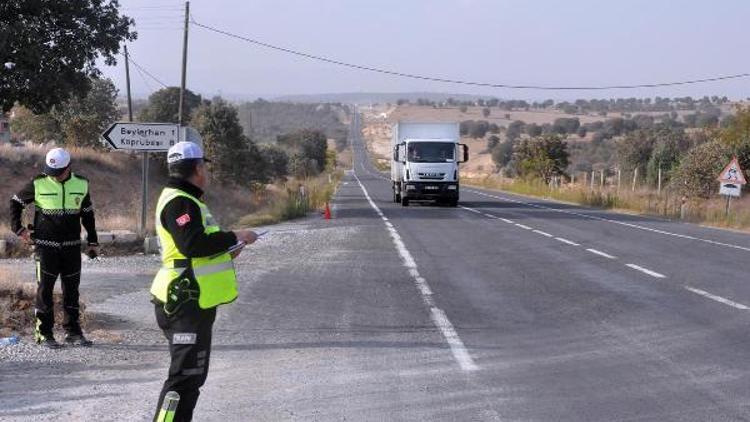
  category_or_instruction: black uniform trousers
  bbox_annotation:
[34,245,83,337]
[154,299,216,422]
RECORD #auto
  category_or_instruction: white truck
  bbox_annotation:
[391,122,468,207]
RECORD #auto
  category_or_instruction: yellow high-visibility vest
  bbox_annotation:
[150,187,238,309]
[34,173,89,214]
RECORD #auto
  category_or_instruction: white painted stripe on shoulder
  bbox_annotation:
[685,286,748,310]
[532,229,553,237]
[555,237,580,246]
[586,248,616,259]
[500,218,514,224]
[430,307,479,371]
[625,263,665,278]
[515,224,533,230]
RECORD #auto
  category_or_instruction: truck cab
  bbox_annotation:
[391,122,468,207]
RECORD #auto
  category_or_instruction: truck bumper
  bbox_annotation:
[402,182,459,200]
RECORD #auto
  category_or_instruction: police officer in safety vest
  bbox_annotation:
[9,147,98,348]
[151,141,258,422]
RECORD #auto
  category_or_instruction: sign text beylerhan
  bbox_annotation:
[119,127,170,147]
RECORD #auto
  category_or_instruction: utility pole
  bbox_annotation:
[178,1,190,127]
[617,168,621,191]
[632,168,638,192]
[590,170,595,190]
[125,45,148,237]
[600,169,605,188]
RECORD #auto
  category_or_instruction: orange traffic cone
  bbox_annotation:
[324,202,332,220]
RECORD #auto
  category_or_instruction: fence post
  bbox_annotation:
[657,167,662,195]
[632,168,638,192]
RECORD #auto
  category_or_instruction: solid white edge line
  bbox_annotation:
[685,286,749,310]
[625,263,666,278]
[353,171,479,371]
[555,237,580,246]
[532,229,553,238]
[586,248,616,259]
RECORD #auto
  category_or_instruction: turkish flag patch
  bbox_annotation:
[176,213,191,226]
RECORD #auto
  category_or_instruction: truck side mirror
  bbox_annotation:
[399,143,407,164]
[393,146,399,161]
[459,144,469,163]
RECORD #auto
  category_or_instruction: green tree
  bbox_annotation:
[277,129,328,175]
[191,98,265,183]
[672,141,729,198]
[491,140,514,168]
[10,77,120,147]
[138,87,203,124]
[512,135,569,183]
[10,106,60,143]
[259,144,289,179]
[0,0,136,113]
[616,130,655,174]
[54,78,120,148]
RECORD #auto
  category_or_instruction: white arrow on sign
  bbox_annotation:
[101,122,180,151]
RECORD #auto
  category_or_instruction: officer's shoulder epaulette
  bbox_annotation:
[33,173,47,180]
[72,173,89,181]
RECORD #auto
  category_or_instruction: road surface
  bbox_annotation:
[2,112,750,420]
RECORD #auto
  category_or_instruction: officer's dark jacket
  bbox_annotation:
[9,173,97,245]
[160,177,237,258]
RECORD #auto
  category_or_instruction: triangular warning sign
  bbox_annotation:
[718,156,746,185]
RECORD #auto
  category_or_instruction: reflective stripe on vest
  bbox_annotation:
[34,174,89,213]
[150,187,238,309]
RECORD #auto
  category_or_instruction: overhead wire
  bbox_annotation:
[189,17,750,91]
[119,51,170,88]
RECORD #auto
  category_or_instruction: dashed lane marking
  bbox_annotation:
[684,287,749,310]
[625,264,666,278]
[586,248,617,259]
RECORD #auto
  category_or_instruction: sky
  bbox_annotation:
[101,0,750,101]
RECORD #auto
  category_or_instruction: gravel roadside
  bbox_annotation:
[0,217,321,421]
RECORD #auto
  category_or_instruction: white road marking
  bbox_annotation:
[459,206,482,214]
[555,237,580,246]
[586,248,616,259]
[532,229,553,238]
[464,188,750,253]
[685,287,749,310]
[625,264,666,278]
[500,218,514,224]
[354,172,478,371]
[515,224,533,230]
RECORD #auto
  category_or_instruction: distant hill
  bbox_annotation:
[273,92,497,104]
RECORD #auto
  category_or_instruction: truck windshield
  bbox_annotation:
[407,142,454,163]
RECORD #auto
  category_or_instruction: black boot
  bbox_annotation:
[36,333,62,349]
[64,332,93,347]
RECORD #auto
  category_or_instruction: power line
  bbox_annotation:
[190,18,750,91]
[120,51,169,88]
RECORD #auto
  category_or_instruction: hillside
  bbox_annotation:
[235,100,350,144]
[0,143,259,240]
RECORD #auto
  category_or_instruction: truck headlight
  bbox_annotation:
[447,185,457,190]
[406,185,416,190]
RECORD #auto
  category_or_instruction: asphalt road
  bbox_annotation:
[3,111,750,420]
[348,111,750,421]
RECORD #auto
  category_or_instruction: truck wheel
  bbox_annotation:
[394,190,400,203]
[401,196,409,206]
[449,199,458,207]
